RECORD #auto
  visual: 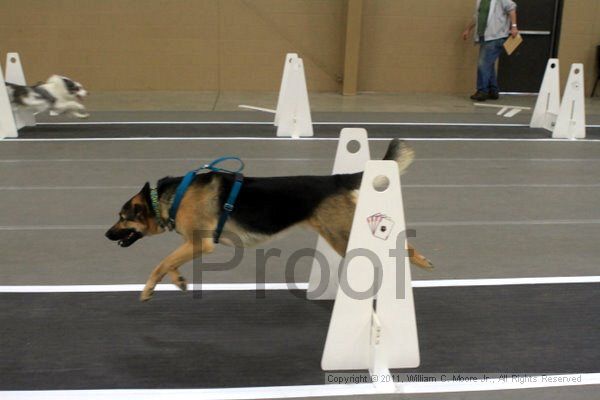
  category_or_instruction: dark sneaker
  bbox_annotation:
[470,91,488,101]
[488,91,499,100]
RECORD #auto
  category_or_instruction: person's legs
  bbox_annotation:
[486,38,505,95]
[476,40,489,93]
[477,38,505,93]
[472,37,491,100]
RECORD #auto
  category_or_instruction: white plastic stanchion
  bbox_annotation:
[5,53,36,129]
[553,64,586,139]
[274,53,298,127]
[0,64,19,139]
[530,58,560,130]
[307,128,371,300]
[276,56,313,138]
[239,53,314,138]
[322,161,420,380]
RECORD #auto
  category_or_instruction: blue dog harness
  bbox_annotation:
[167,156,245,243]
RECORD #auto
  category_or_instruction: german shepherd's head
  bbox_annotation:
[105,182,155,247]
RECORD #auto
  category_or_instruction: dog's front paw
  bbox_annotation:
[176,276,188,292]
[140,287,154,302]
[74,112,90,119]
[415,255,435,270]
[171,274,187,292]
[49,110,60,116]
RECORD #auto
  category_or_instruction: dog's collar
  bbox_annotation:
[149,187,166,229]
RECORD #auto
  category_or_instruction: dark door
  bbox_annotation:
[497,0,563,93]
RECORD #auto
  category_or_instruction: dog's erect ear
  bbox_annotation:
[140,182,152,208]
[140,182,151,196]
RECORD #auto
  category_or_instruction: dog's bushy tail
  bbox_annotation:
[336,139,415,190]
[383,138,414,175]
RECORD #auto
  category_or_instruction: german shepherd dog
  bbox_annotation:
[106,139,433,301]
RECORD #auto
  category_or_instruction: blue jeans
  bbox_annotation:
[477,37,505,93]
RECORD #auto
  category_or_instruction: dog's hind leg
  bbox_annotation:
[314,227,433,269]
[407,244,434,270]
[310,220,434,270]
[141,238,214,301]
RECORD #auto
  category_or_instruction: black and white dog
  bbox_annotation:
[6,75,89,118]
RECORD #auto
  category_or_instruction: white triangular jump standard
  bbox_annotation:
[239,53,313,138]
[553,64,586,139]
[5,53,36,129]
[321,161,420,389]
[307,128,371,300]
[0,64,18,139]
[530,58,561,130]
[275,56,313,137]
[274,53,298,127]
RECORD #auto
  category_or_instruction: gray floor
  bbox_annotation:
[1,284,598,389]
[1,135,599,398]
[1,139,599,285]
[33,91,600,126]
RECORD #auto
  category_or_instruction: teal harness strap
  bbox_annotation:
[213,172,244,243]
[167,171,197,230]
[167,157,244,243]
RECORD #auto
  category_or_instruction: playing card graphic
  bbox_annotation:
[367,213,394,240]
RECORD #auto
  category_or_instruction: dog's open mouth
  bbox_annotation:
[117,230,143,247]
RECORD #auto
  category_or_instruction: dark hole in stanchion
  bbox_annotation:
[10,57,16,63]
[346,140,361,154]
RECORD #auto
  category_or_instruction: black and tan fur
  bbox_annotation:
[105,139,433,301]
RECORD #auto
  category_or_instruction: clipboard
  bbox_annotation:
[504,34,523,55]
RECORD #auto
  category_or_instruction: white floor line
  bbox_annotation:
[0,186,139,191]
[412,276,600,287]
[1,373,598,399]
[0,157,323,163]
[9,137,600,142]
[0,225,106,231]
[3,157,600,164]
[37,121,274,126]
[415,158,600,162]
[1,276,599,293]
[4,183,600,191]
[398,373,600,394]
[36,121,531,127]
[0,283,306,293]
[411,219,600,227]
[404,184,600,188]
[4,218,600,231]
[33,120,600,128]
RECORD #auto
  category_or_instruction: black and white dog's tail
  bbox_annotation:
[383,138,415,175]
